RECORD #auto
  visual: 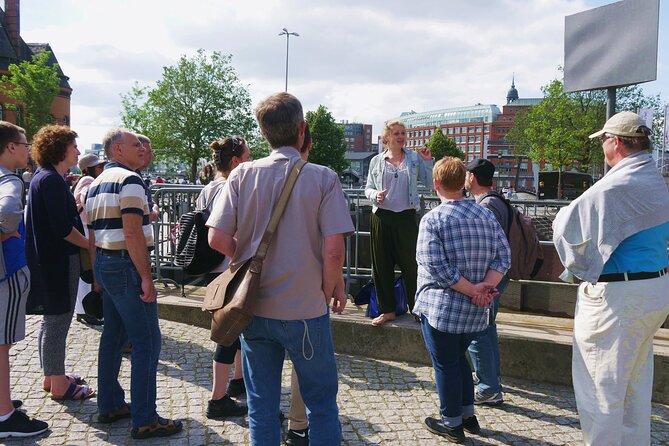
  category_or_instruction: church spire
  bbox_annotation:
[506,73,519,104]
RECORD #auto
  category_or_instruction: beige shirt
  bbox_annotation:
[207,147,354,320]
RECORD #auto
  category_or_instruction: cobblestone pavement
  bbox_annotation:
[7,316,669,445]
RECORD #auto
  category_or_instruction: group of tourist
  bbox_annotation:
[0,97,667,446]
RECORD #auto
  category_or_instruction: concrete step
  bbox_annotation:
[155,283,669,404]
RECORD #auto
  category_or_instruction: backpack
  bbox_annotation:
[174,188,225,276]
[481,191,543,280]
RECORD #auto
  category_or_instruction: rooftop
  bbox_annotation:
[395,104,502,128]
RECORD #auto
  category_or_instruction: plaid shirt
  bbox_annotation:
[414,199,511,333]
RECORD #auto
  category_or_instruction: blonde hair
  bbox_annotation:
[433,156,466,192]
[381,120,405,147]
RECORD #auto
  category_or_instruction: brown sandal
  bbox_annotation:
[97,404,131,423]
[131,416,183,439]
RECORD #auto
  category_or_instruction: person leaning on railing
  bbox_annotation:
[364,119,432,326]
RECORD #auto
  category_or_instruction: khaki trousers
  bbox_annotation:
[573,274,669,446]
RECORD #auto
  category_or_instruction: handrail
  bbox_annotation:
[149,185,566,295]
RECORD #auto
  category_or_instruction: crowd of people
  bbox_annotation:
[0,100,667,446]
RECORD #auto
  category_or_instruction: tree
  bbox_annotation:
[0,50,61,138]
[425,128,464,161]
[305,105,349,174]
[120,49,258,182]
[506,75,664,182]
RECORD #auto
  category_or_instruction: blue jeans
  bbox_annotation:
[241,312,341,446]
[467,275,509,395]
[95,252,162,428]
[421,316,479,428]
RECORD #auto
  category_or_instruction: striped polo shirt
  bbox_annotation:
[86,162,153,250]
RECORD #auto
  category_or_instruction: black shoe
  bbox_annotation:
[462,415,481,434]
[206,395,247,419]
[285,428,309,446]
[226,378,246,397]
[11,400,22,409]
[76,314,104,326]
[0,410,48,439]
[424,417,465,443]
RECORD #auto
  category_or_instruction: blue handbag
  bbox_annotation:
[361,277,409,318]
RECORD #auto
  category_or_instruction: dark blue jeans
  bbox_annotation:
[468,275,509,394]
[95,252,162,428]
[241,312,341,446]
[421,316,480,427]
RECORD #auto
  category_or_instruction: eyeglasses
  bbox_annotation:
[11,141,31,150]
[599,134,614,144]
[117,140,143,149]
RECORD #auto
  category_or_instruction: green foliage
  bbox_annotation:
[120,49,257,181]
[0,50,61,138]
[305,105,349,174]
[507,75,665,176]
[247,135,271,160]
[425,128,463,161]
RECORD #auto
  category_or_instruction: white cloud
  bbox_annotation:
[19,0,668,150]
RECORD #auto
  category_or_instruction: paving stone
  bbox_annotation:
[7,315,669,445]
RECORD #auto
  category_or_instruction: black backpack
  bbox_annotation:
[174,188,225,276]
[480,191,543,280]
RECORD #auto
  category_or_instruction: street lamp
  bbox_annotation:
[278,28,299,92]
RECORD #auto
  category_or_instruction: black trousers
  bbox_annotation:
[370,208,418,313]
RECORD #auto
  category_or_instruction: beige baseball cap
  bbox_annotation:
[78,153,106,170]
[589,111,650,139]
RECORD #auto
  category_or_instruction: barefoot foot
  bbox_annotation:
[371,312,396,326]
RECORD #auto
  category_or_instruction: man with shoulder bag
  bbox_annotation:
[208,92,354,445]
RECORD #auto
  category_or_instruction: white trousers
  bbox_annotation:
[573,275,669,446]
[74,225,90,315]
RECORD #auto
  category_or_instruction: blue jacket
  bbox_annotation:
[364,148,431,212]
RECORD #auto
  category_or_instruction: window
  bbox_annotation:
[447,127,454,135]
[468,126,474,133]
[476,126,482,133]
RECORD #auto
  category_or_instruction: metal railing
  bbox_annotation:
[149,185,568,295]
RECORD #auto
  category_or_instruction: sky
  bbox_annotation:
[18,0,669,151]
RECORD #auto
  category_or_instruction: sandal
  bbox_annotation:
[51,382,95,401]
[131,416,183,439]
[98,404,131,423]
[43,373,85,392]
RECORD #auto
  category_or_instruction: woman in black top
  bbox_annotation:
[25,125,94,400]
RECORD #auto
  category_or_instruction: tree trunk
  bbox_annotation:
[191,159,198,184]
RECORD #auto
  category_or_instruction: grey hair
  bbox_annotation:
[136,134,151,145]
[102,128,132,160]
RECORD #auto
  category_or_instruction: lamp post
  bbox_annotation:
[278,28,299,92]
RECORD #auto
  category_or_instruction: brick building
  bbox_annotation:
[393,78,542,192]
[341,121,373,152]
[0,0,71,129]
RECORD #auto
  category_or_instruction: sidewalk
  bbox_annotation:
[7,315,669,445]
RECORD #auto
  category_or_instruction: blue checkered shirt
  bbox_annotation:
[413,199,511,333]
